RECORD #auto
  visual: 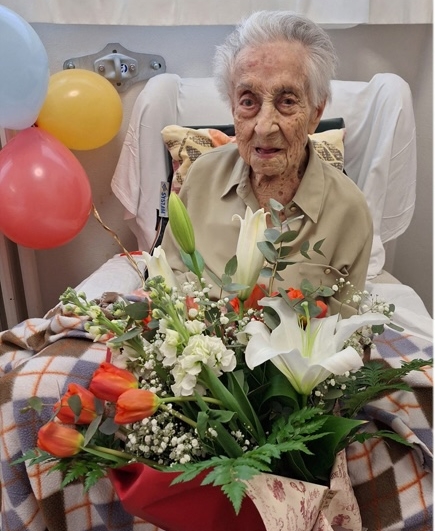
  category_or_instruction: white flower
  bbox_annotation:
[232,206,268,301]
[160,329,181,366]
[184,320,206,335]
[244,297,389,396]
[142,246,179,289]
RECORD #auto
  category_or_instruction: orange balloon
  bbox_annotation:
[36,69,123,150]
[0,127,92,249]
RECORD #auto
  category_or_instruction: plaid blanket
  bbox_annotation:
[0,299,432,531]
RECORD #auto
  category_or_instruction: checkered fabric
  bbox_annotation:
[0,303,432,531]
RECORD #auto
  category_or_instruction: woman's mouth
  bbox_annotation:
[255,147,281,155]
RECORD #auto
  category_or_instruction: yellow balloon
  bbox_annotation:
[36,69,123,150]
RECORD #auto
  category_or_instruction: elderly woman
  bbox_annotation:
[162,11,372,316]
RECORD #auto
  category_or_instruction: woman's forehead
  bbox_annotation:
[233,41,309,85]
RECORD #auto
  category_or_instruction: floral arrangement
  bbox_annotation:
[18,194,430,528]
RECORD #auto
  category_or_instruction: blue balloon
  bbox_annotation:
[0,6,49,130]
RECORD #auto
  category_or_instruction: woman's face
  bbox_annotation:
[231,40,325,178]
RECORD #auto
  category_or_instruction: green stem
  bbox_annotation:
[161,396,224,407]
[159,403,197,428]
[190,252,205,288]
[84,445,166,470]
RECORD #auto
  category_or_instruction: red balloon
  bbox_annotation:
[0,127,92,249]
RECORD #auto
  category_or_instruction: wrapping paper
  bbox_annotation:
[109,451,362,531]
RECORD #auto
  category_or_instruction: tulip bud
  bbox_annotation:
[168,193,196,255]
[114,388,161,424]
[54,383,99,424]
[89,362,138,403]
[37,422,84,458]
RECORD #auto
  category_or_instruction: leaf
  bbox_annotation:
[224,255,238,277]
[264,228,281,243]
[275,230,299,244]
[269,198,284,211]
[68,394,82,418]
[98,416,119,435]
[299,241,311,259]
[124,301,151,320]
[257,241,278,263]
[259,372,300,411]
[180,249,205,275]
[226,371,266,444]
[27,396,43,414]
[200,366,265,444]
[313,239,326,256]
[303,415,365,478]
[83,415,103,445]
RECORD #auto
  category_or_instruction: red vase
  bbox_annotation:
[109,463,266,531]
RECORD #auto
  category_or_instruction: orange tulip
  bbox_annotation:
[89,362,138,402]
[37,422,84,458]
[114,388,160,424]
[54,383,99,424]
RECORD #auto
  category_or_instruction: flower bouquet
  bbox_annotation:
[18,194,431,531]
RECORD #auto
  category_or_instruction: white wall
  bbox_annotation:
[25,22,433,315]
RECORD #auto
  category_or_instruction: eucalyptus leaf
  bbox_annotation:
[275,230,299,244]
[98,416,120,435]
[225,255,238,276]
[269,198,284,211]
[124,302,151,320]
[68,395,82,418]
[83,415,103,446]
[264,228,281,243]
[27,396,43,414]
[257,241,278,263]
[299,241,311,259]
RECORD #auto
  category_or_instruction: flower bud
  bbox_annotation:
[37,422,84,458]
[114,388,161,424]
[168,193,196,255]
[89,362,138,403]
[232,207,268,301]
[54,383,99,424]
[315,300,328,318]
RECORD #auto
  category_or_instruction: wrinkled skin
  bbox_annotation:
[231,40,326,208]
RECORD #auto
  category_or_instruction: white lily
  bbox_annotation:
[142,246,179,289]
[244,297,389,396]
[232,206,268,301]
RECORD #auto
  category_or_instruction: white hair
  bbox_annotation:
[213,10,338,107]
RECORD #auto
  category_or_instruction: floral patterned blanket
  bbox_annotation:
[0,295,432,531]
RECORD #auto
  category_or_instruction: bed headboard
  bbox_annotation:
[112,73,416,279]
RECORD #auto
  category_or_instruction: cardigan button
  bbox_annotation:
[324,268,331,274]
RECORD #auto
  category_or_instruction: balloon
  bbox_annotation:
[0,127,92,249]
[0,6,49,130]
[36,69,123,150]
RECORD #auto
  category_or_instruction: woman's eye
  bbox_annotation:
[240,97,255,107]
[281,96,296,106]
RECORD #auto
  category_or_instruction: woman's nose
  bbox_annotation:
[254,103,279,136]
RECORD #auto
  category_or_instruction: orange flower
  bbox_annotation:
[230,283,266,313]
[37,422,84,458]
[89,362,138,402]
[114,388,160,424]
[286,288,304,300]
[316,300,328,318]
[54,383,99,424]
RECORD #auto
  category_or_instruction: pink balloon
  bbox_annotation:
[0,127,92,249]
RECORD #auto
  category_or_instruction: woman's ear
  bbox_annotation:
[308,100,326,134]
